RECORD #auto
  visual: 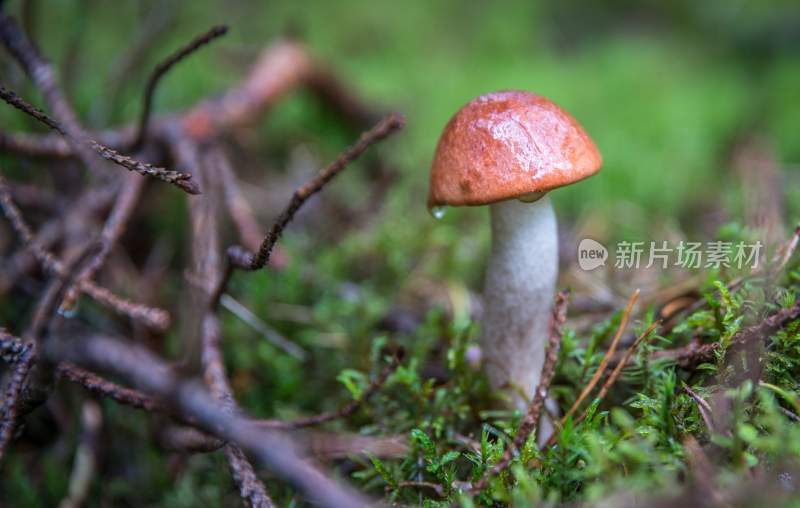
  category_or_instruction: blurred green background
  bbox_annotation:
[2,0,800,505]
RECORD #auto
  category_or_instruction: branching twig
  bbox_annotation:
[0,14,199,193]
[0,19,402,506]
[57,362,159,412]
[0,175,171,330]
[61,173,145,312]
[0,85,199,193]
[227,113,405,271]
[183,137,274,507]
[561,289,639,423]
[131,24,228,150]
[1,243,96,460]
[514,291,570,450]
[0,182,117,296]
[201,314,274,508]
[0,40,381,160]
[0,12,103,178]
[45,334,374,508]
[572,321,660,427]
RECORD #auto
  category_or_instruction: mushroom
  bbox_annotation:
[428,90,602,408]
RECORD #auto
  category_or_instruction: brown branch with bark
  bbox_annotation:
[0,13,200,193]
[0,175,171,330]
[0,241,98,461]
[131,24,228,150]
[45,334,374,508]
[0,85,198,194]
[561,289,639,424]
[0,11,401,506]
[227,112,405,271]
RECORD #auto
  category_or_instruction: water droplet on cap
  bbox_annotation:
[430,206,447,219]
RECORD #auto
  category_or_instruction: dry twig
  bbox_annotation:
[45,334,374,508]
[561,289,640,423]
[131,24,228,149]
[0,16,402,506]
[0,85,199,193]
[227,113,405,271]
[572,321,660,427]
[1,243,97,460]
[61,173,145,312]
[58,362,159,412]
[0,175,171,330]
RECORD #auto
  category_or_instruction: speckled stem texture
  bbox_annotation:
[482,195,557,408]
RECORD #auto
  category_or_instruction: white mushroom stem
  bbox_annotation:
[482,194,557,409]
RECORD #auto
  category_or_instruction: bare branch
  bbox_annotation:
[0,12,103,177]
[0,346,33,461]
[0,23,401,505]
[571,321,660,427]
[45,334,375,508]
[228,113,405,271]
[1,40,380,159]
[183,138,274,507]
[0,85,199,194]
[0,175,171,330]
[61,173,145,312]
[58,362,159,412]
[201,315,274,508]
[225,446,276,508]
[561,289,639,423]
[1,242,97,461]
[131,24,228,150]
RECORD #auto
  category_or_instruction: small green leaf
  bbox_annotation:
[367,453,397,488]
[336,369,367,400]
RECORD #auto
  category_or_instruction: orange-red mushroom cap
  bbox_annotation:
[428,90,602,208]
